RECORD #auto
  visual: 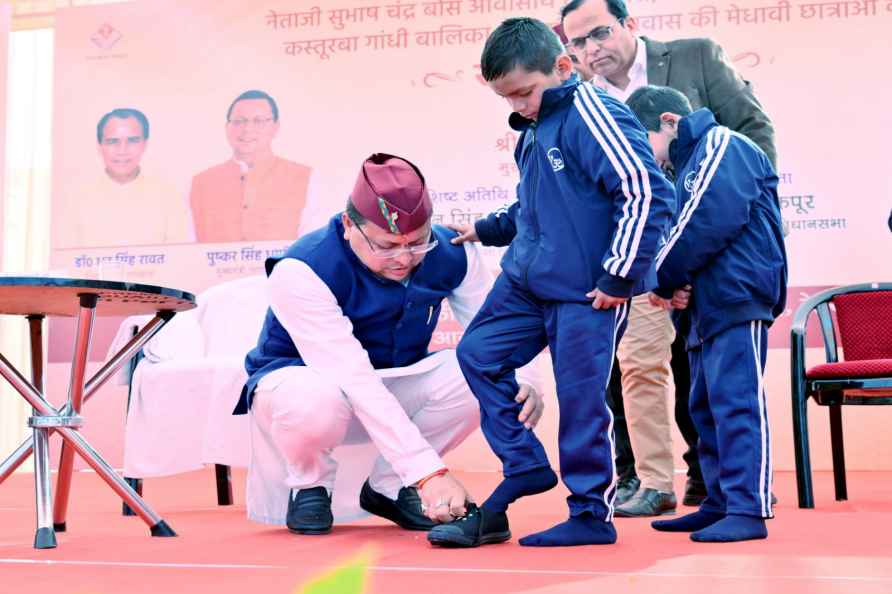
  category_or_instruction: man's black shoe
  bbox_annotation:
[287,486,333,535]
[359,479,436,531]
[614,488,677,517]
[615,476,641,506]
[427,504,511,548]
[682,478,707,506]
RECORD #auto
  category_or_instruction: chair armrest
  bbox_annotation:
[791,287,844,366]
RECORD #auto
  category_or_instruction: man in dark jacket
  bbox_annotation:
[627,85,787,542]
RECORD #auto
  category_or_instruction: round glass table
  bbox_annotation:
[0,277,195,549]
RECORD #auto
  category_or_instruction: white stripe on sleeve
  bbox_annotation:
[655,126,731,270]
[573,83,653,278]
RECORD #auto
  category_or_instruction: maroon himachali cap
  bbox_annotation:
[350,153,433,234]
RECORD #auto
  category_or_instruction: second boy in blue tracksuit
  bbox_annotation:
[627,85,787,542]
[428,18,675,548]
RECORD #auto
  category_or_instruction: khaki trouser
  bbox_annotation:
[616,294,676,493]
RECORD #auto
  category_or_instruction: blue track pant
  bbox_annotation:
[457,273,629,520]
[689,320,774,518]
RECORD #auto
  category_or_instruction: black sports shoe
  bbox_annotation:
[359,479,436,531]
[286,486,333,535]
[615,476,641,506]
[427,504,511,548]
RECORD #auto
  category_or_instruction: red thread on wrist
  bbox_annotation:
[416,468,448,490]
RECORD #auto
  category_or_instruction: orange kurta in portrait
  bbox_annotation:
[189,156,311,243]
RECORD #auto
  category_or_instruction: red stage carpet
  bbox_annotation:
[1,469,890,594]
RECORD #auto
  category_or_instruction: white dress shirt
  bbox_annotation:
[592,37,648,103]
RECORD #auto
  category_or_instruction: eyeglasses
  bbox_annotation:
[227,117,275,129]
[568,20,623,51]
[349,214,439,259]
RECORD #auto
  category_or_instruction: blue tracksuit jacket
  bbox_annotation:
[476,77,676,300]
[654,109,788,346]
[456,77,675,521]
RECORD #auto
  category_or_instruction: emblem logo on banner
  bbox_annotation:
[546,148,565,172]
[90,23,122,50]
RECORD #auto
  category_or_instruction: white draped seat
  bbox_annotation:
[109,275,268,505]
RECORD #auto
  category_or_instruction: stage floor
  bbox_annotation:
[1,469,891,594]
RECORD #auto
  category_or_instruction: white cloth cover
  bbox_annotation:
[119,275,267,477]
[142,310,205,363]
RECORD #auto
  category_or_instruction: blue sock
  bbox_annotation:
[519,513,617,547]
[652,510,724,533]
[691,514,767,542]
[482,467,558,513]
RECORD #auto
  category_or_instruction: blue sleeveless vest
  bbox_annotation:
[234,215,468,414]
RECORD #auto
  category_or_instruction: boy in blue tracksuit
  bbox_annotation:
[626,85,787,542]
[428,18,675,548]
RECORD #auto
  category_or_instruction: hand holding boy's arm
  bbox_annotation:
[467,200,519,247]
[446,223,479,244]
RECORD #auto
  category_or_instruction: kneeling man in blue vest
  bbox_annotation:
[234,153,545,536]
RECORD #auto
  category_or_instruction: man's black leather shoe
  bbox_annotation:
[427,504,511,548]
[615,476,641,506]
[614,488,677,517]
[287,486,333,535]
[682,478,707,506]
[359,479,436,531]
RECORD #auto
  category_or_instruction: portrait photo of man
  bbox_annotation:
[188,89,318,243]
[55,107,193,249]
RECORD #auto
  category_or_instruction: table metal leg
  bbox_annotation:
[53,295,97,532]
[0,312,176,489]
[55,425,175,535]
[0,348,176,537]
[26,315,56,549]
[27,315,45,394]
[32,426,56,549]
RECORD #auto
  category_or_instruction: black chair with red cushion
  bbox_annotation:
[791,282,892,508]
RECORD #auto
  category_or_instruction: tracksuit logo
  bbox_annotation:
[547,148,565,172]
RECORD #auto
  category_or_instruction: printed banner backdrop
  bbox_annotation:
[0,4,14,461]
[50,0,892,350]
[0,2,8,269]
[49,0,892,470]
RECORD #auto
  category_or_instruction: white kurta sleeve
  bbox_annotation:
[447,242,544,393]
[268,258,445,486]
